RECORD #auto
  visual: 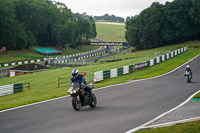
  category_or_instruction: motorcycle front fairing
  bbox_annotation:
[185,71,191,76]
[68,82,81,97]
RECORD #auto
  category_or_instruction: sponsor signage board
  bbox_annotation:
[77,42,128,46]
[136,62,146,70]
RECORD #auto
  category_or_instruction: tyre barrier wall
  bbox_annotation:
[0,83,23,96]
[94,47,187,82]
[0,47,118,67]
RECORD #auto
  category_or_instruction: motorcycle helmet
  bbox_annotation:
[186,65,190,68]
[72,69,79,77]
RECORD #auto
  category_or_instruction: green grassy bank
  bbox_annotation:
[193,92,200,99]
[135,120,200,133]
[96,22,126,42]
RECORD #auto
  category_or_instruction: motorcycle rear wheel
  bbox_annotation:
[72,97,81,111]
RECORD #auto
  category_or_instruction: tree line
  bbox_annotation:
[94,14,124,23]
[0,0,97,50]
[125,0,200,50]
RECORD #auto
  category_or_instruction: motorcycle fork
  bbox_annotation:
[79,95,84,106]
[76,95,81,105]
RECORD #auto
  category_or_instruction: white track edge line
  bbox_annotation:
[1,54,199,113]
[144,116,200,129]
[0,96,70,113]
[124,89,200,133]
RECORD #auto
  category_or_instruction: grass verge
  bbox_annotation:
[0,42,199,110]
[0,45,99,64]
[193,92,200,99]
[134,120,200,133]
[96,22,126,42]
[93,49,200,88]
[97,41,199,62]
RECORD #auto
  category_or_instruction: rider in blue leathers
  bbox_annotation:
[70,69,92,96]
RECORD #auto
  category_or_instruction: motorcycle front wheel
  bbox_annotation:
[72,96,81,111]
[187,76,191,83]
[89,93,97,108]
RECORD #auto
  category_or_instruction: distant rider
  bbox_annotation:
[70,69,92,96]
[185,65,192,79]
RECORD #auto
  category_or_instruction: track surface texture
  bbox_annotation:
[0,55,200,133]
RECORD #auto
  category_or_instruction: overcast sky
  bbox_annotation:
[56,0,173,19]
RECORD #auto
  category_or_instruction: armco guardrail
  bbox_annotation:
[53,48,123,64]
[0,46,110,67]
[54,50,107,64]
[94,47,187,82]
[0,83,24,96]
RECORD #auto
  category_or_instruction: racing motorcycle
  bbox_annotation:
[185,71,192,83]
[68,82,97,111]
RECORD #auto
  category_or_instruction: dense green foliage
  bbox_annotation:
[94,14,124,23]
[75,15,97,46]
[125,0,200,50]
[0,0,96,50]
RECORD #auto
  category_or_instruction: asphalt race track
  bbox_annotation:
[0,55,200,133]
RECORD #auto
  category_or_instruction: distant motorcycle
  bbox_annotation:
[185,71,192,83]
[68,82,97,111]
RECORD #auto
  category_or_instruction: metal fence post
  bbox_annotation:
[58,77,60,88]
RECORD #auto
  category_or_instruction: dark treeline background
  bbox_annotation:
[94,14,124,23]
[0,0,96,50]
[125,0,200,50]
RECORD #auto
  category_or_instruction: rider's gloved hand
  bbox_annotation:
[81,82,86,88]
